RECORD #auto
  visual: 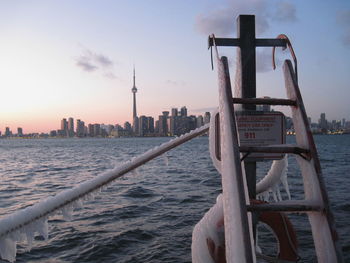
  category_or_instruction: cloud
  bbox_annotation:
[196,8,235,37]
[75,48,117,78]
[76,59,98,72]
[336,10,350,46]
[95,54,113,67]
[195,0,296,36]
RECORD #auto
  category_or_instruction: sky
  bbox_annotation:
[0,0,349,133]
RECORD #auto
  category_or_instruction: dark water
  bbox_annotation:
[0,135,349,262]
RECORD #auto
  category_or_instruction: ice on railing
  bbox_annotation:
[0,123,209,262]
[192,194,224,263]
[256,156,291,202]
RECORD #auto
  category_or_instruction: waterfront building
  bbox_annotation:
[50,130,57,137]
[76,119,85,137]
[93,124,101,137]
[158,111,169,136]
[197,115,204,128]
[61,118,68,132]
[68,117,74,137]
[17,127,23,137]
[124,121,132,132]
[171,108,178,117]
[5,127,11,137]
[180,106,187,117]
[147,117,154,134]
[204,112,211,124]
[319,113,328,133]
[139,115,148,136]
[88,124,94,137]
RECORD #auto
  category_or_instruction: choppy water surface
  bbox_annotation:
[0,135,349,262]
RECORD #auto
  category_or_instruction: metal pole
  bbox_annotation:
[237,15,256,199]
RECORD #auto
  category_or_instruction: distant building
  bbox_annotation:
[68,117,74,137]
[17,127,23,137]
[319,113,327,133]
[76,119,85,137]
[139,115,148,136]
[204,112,211,124]
[124,121,132,132]
[158,111,169,136]
[61,118,68,131]
[5,127,11,137]
[147,117,154,134]
[180,106,187,117]
[133,116,139,135]
[50,130,57,137]
[88,124,94,137]
[93,124,101,137]
[197,115,204,128]
[171,108,178,117]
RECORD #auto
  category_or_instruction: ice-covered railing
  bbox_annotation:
[0,124,209,262]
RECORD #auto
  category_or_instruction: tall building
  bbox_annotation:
[131,67,138,120]
[197,115,204,128]
[204,112,211,124]
[17,127,23,137]
[180,106,187,117]
[171,108,178,117]
[124,121,132,132]
[61,118,68,131]
[5,127,11,137]
[319,113,327,132]
[139,115,148,136]
[147,117,154,133]
[68,117,74,137]
[158,111,169,136]
[76,119,85,137]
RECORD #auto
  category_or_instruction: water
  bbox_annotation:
[0,135,349,262]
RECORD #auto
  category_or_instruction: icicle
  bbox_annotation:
[0,123,210,262]
[256,155,290,202]
[163,153,169,166]
[281,169,291,200]
[61,205,74,221]
[0,237,16,263]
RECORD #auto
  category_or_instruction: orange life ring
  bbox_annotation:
[207,200,298,262]
[251,199,299,261]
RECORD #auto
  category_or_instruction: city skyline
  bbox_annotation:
[1,1,349,133]
[1,110,349,138]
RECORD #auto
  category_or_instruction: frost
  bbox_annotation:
[0,123,209,262]
[256,156,290,202]
[192,195,224,263]
[0,237,16,263]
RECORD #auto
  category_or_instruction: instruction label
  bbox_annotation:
[236,111,286,160]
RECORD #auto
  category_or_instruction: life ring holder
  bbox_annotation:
[252,199,299,262]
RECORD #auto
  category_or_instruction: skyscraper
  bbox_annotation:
[132,67,138,120]
[61,118,68,131]
[131,67,138,134]
[68,117,74,137]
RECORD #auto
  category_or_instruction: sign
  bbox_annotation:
[236,111,286,160]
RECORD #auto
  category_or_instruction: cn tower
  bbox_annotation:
[131,67,137,119]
